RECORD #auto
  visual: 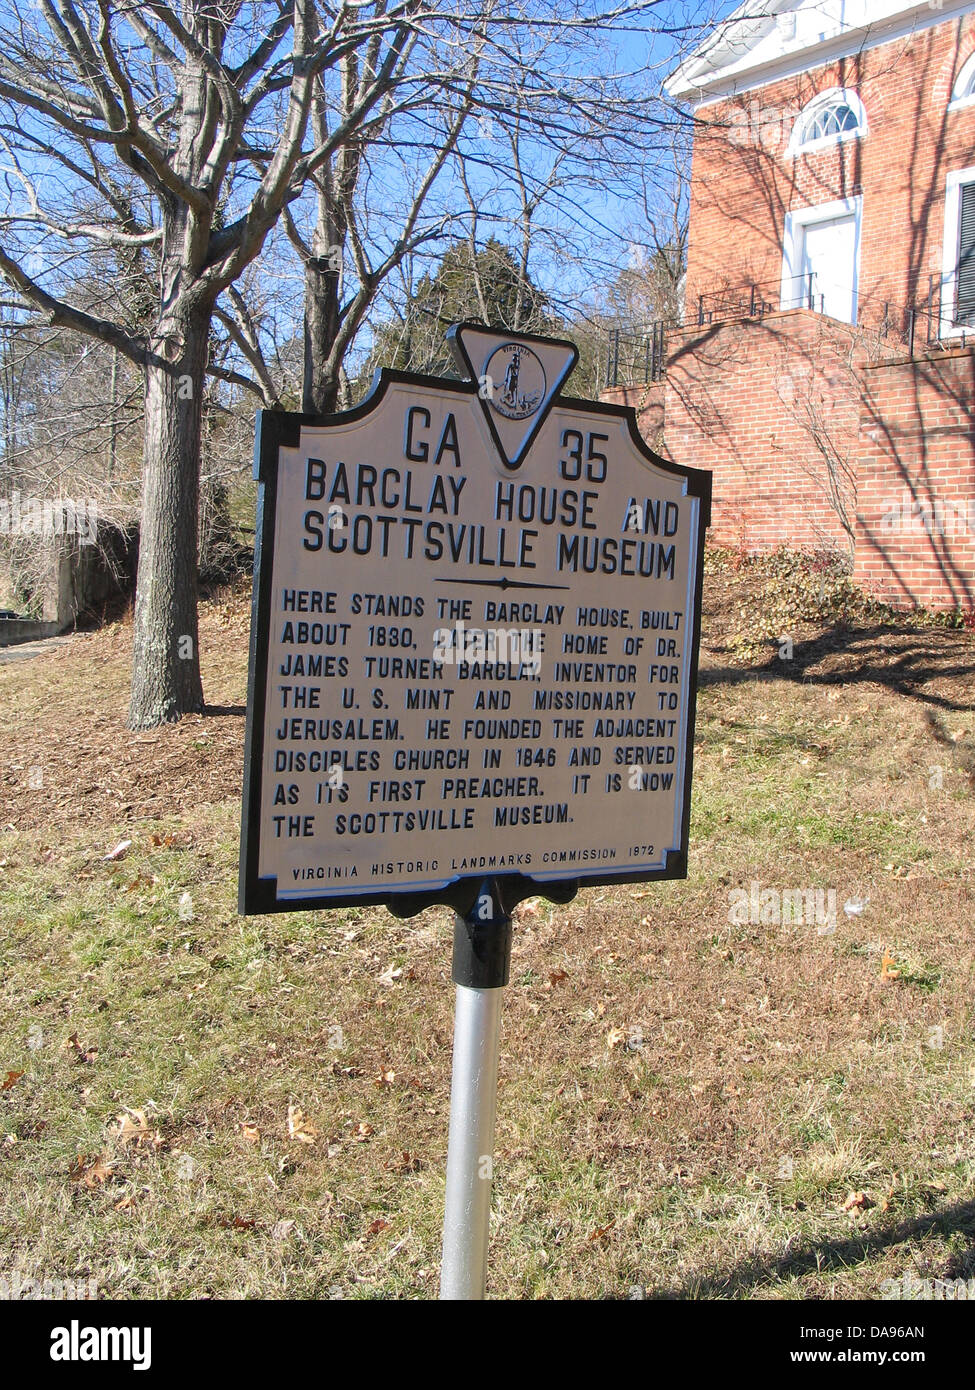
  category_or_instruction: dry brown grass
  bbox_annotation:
[0,566,973,1300]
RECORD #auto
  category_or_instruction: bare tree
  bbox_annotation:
[233,5,701,413]
[280,44,477,413]
[0,1,439,726]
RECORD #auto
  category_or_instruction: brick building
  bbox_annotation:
[607,0,975,612]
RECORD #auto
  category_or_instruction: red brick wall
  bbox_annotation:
[600,383,666,449]
[604,320,975,611]
[854,348,975,611]
[603,17,975,612]
[686,13,975,325]
[661,309,869,555]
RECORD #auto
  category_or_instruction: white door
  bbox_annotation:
[798,213,857,322]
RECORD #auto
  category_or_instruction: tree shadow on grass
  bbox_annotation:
[648,1197,975,1300]
[700,622,975,714]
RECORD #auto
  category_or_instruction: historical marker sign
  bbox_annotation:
[239,324,711,918]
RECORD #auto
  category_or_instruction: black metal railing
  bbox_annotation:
[604,272,975,389]
[877,274,972,355]
[696,273,825,326]
[605,320,668,388]
[604,276,827,386]
[697,279,778,325]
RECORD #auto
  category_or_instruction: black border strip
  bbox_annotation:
[238,363,711,920]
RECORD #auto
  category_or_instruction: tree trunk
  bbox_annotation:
[127,305,208,729]
[302,253,342,414]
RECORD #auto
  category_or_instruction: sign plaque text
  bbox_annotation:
[240,324,710,917]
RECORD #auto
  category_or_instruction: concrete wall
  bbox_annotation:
[0,523,137,645]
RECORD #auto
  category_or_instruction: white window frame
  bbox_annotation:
[781,195,863,323]
[949,52,975,112]
[787,87,868,158]
[939,165,975,336]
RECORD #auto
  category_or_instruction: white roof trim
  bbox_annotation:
[667,0,975,105]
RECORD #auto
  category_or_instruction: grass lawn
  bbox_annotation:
[0,556,973,1300]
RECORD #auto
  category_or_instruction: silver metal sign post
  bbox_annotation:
[440,882,512,1300]
[440,974,503,1299]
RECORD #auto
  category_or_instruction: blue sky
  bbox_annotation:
[0,1,748,386]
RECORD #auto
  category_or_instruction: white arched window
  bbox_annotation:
[949,52,975,110]
[788,88,868,155]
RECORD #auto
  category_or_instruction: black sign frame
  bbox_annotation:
[239,360,710,921]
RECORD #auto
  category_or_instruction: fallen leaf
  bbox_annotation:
[1,1070,24,1091]
[114,1193,137,1211]
[69,1153,114,1187]
[329,1060,363,1079]
[116,1109,164,1150]
[605,1027,626,1051]
[514,899,541,921]
[286,1104,318,1145]
[366,1218,388,1236]
[881,950,901,981]
[588,1220,615,1242]
[116,1109,148,1142]
[353,1122,374,1142]
[63,1033,97,1064]
[878,1176,898,1213]
[374,1068,396,1088]
[271,1219,295,1241]
[842,1190,873,1212]
[386,1151,422,1174]
[125,873,156,893]
[241,1123,261,1144]
[545,969,569,990]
